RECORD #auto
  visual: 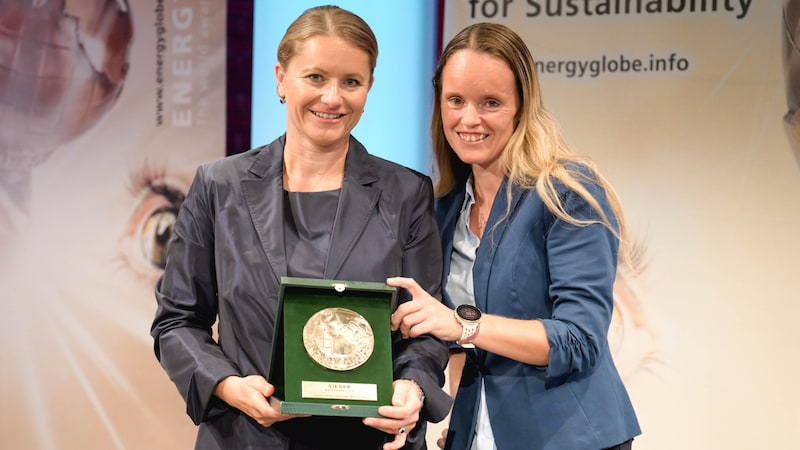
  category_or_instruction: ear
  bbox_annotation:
[275,62,286,96]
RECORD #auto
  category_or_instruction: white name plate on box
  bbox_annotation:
[301,381,378,401]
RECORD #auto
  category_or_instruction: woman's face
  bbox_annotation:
[276,35,372,151]
[440,49,519,172]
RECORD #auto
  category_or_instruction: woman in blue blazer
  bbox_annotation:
[390,23,641,449]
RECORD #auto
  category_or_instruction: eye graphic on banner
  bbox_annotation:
[607,242,659,381]
[118,163,188,286]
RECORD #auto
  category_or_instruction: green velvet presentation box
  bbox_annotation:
[268,276,398,418]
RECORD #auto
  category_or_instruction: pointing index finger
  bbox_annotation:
[386,276,418,292]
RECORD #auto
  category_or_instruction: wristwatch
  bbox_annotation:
[454,304,482,348]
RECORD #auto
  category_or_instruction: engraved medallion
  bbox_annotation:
[303,307,375,371]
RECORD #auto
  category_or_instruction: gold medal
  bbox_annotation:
[302,307,374,371]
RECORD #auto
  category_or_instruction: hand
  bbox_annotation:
[213,375,307,427]
[362,379,424,450]
[437,426,448,449]
[388,277,461,342]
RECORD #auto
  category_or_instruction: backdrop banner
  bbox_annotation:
[0,1,225,448]
[442,1,800,448]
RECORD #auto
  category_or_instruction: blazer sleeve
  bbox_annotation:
[150,165,239,424]
[391,175,453,423]
[539,178,620,384]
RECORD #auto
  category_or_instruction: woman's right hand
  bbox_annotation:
[213,375,306,427]
[437,427,448,449]
[388,277,462,342]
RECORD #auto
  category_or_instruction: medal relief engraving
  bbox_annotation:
[303,307,374,371]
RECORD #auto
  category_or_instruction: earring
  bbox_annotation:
[279,97,286,104]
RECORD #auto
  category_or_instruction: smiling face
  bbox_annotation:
[440,49,519,173]
[276,35,372,152]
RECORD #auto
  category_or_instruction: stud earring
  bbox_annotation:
[279,97,286,104]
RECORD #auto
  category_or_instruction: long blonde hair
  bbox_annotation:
[431,23,629,259]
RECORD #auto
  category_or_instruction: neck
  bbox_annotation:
[471,170,501,237]
[471,169,501,208]
[283,141,347,192]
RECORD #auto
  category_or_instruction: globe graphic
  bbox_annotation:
[784,0,800,166]
[0,0,133,230]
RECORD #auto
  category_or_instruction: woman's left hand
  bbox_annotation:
[363,379,424,450]
[388,276,461,342]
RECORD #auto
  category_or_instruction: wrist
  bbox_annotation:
[397,378,425,406]
[213,375,236,400]
[454,304,482,348]
[459,322,480,346]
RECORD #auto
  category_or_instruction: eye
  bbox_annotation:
[343,78,362,88]
[485,99,501,109]
[446,97,464,107]
[140,207,178,269]
[308,73,323,82]
[118,164,187,285]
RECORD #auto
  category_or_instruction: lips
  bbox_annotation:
[458,132,488,142]
[313,111,344,119]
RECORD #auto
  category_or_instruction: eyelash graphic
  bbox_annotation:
[117,162,187,286]
[608,240,662,381]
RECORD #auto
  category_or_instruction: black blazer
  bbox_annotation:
[151,135,451,449]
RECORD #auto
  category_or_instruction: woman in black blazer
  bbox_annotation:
[150,6,451,450]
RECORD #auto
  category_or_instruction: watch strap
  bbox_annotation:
[456,322,480,348]
[455,308,480,348]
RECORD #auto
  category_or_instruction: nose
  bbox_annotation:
[321,82,342,107]
[461,103,481,127]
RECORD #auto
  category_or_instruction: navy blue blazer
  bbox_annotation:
[151,135,451,450]
[438,173,641,450]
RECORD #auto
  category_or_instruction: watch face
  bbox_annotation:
[457,304,481,321]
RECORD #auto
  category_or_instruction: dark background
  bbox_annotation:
[226,0,254,155]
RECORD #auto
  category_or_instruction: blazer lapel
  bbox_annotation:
[436,189,465,307]
[241,137,288,281]
[473,179,525,312]
[324,137,380,279]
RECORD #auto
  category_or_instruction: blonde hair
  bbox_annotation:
[431,23,629,261]
[277,5,378,81]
